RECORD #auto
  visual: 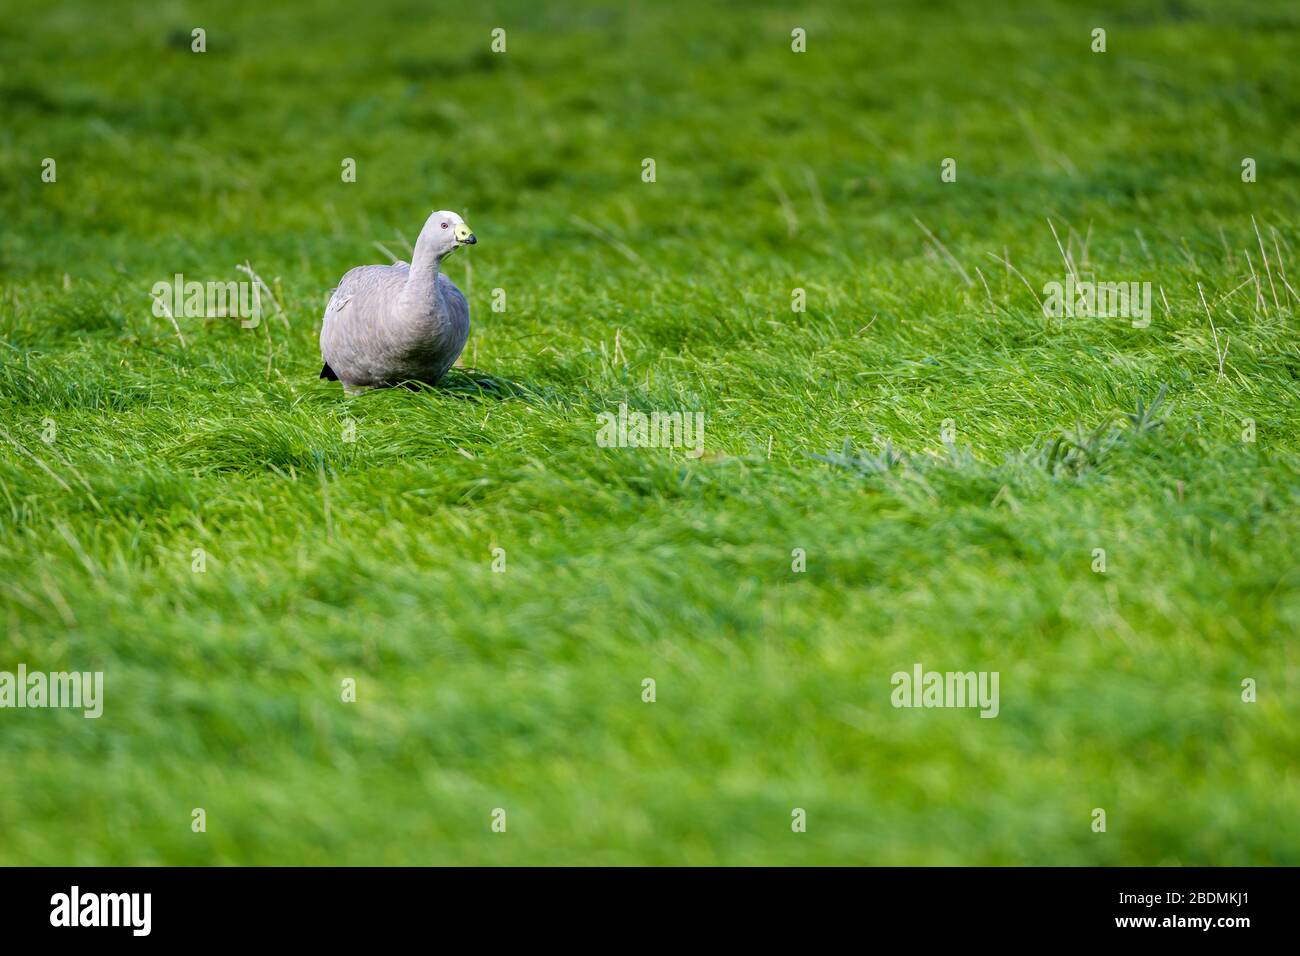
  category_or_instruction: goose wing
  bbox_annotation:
[320,263,409,351]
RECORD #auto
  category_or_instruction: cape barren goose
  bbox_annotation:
[320,209,476,394]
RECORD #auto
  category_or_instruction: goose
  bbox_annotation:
[320,209,476,394]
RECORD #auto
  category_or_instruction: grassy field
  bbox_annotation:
[1,0,1298,865]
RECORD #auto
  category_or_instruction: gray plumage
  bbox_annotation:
[320,209,476,395]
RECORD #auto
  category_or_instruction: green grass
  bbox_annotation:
[2,0,1299,865]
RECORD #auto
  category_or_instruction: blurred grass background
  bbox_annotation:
[1,0,1298,864]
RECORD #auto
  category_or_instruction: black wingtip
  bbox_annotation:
[320,363,338,381]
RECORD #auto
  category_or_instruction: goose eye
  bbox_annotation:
[441,222,449,229]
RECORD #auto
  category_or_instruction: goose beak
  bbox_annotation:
[454,223,476,245]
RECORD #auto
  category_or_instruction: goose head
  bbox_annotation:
[423,210,477,257]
